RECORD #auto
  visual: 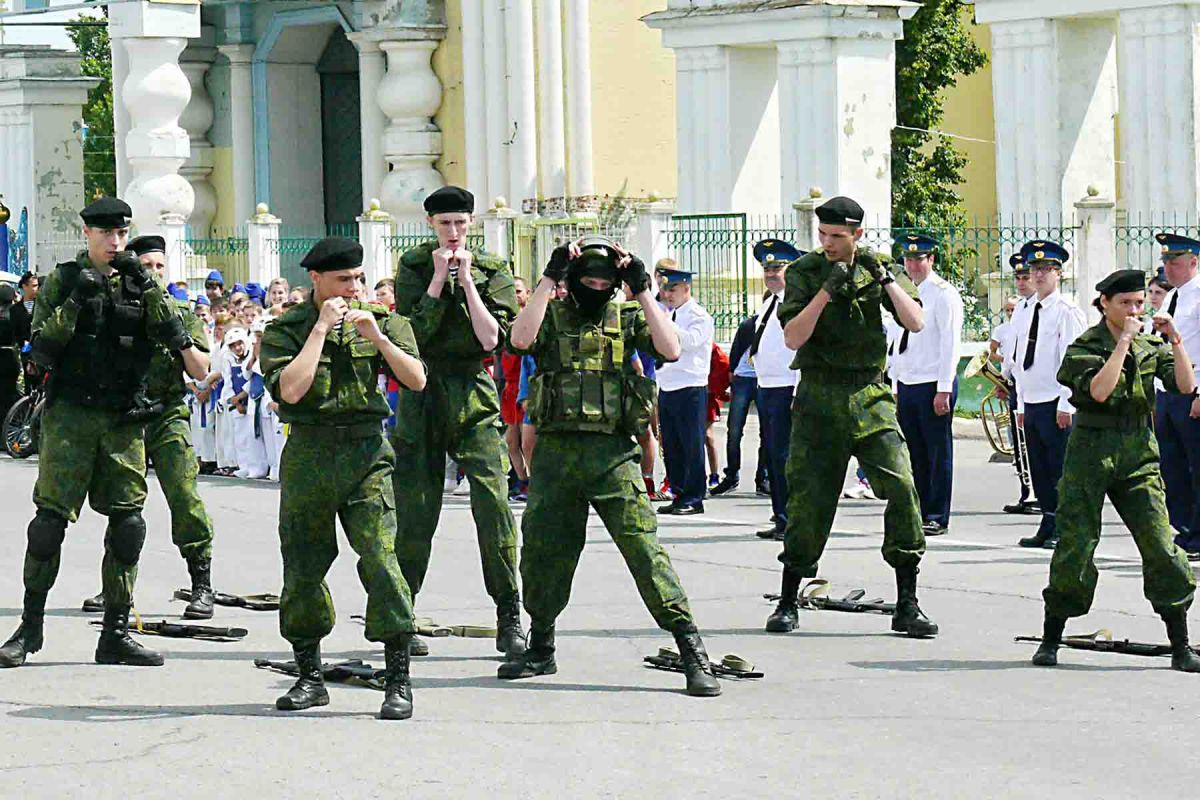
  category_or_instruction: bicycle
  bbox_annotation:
[5,369,46,459]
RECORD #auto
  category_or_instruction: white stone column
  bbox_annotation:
[537,0,567,212]
[632,199,676,267]
[217,44,256,227]
[358,199,394,288]
[159,211,188,283]
[483,200,519,269]
[109,0,201,236]
[991,18,1117,221]
[378,40,445,224]
[482,1,511,208]
[674,46,731,213]
[1073,188,1115,321]
[505,0,538,214]
[563,0,594,200]
[110,37,132,196]
[180,34,217,238]
[1119,5,1200,221]
[349,35,388,211]
[246,203,281,286]
[461,0,489,213]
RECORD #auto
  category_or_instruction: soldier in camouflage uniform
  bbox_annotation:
[500,237,720,697]
[1032,269,1200,672]
[260,237,427,720]
[80,235,217,619]
[765,196,939,639]
[0,197,193,669]
[391,186,524,658]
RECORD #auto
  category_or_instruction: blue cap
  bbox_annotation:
[1156,232,1200,258]
[167,284,189,301]
[1019,240,1069,266]
[245,282,266,303]
[752,239,803,266]
[659,268,693,286]
[899,233,938,256]
[1009,252,1029,272]
[194,294,210,307]
[205,270,224,285]
[232,283,246,295]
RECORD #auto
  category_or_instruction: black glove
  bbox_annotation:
[159,314,192,352]
[544,244,570,283]
[822,261,854,296]
[71,268,105,303]
[858,250,894,286]
[622,255,650,294]
[113,251,155,291]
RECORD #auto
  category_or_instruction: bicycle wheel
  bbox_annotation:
[4,393,38,458]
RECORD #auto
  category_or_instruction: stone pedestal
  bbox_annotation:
[1074,190,1116,322]
[791,189,824,253]
[482,201,519,268]
[247,203,281,286]
[159,212,188,284]
[632,199,676,268]
[358,199,394,288]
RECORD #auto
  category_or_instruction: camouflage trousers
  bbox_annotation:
[781,379,925,577]
[521,432,693,632]
[145,404,214,561]
[1044,425,1196,618]
[26,401,149,606]
[278,425,415,648]
[390,367,519,605]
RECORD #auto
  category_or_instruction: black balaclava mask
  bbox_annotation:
[568,238,620,317]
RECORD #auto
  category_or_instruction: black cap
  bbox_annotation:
[423,186,475,216]
[80,197,132,229]
[815,196,865,227]
[1095,269,1146,296]
[127,235,166,257]
[300,237,364,273]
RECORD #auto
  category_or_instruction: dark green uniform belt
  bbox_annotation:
[801,367,886,386]
[289,420,383,439]
[426,356,488,377]
[1074,411,1149,431]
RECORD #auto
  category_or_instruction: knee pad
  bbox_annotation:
[26,510,67,561]
[105,512,147,565]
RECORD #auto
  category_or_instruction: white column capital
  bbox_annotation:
[109,0,201,40]
[776,39,834,67]
[990,18,1055,50]
[676,45,729,72]
[345,32,382,54]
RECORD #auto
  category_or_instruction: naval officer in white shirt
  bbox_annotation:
[894,234,963,537]
[656,269,714,515]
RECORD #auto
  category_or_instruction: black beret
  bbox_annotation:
[815,196,865,227]
[423,186,475,215]
[300,237,363,273]
[127,235,166,257]
[1095,269,1146,296]
[80,197,132,228]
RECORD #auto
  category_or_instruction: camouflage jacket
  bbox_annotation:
[260,299,421,427]
[777,246,919,375]
[1057,322,1183,421]
[146,298,210,408]
[393,241,518,370]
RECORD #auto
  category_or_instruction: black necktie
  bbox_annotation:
[1163,292,1179,343]
[898,329,910,354]
[671,310,677,322]
[1023,302,1042,370]
[750,295,778,359]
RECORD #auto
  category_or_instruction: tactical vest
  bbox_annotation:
[525,301,657,436]
[50,260,154,411]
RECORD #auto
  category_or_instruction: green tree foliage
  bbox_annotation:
[66,14,116,204]
[892,0,987,227]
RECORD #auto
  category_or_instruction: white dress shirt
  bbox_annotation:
[1013,289,1087,413]
[1163,273,1200,385]
[1001,295,1034,382]
[749,290,797,389]
[656,297,713,391]
[895,272,963,392]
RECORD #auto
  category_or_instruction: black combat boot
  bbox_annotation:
[81,592,105,613]
[497,623,557,679]
[276,646,329,710]
[1031,614,1065,667]
[183,557,215,620]
[95,606,165,666]
[891,566,939,638]
[672,626,722,697]
[1161,610,1200,673]
[765,570,803,633]
[380,638,414,720]
[0,591,47,668]
[495,597,527,659]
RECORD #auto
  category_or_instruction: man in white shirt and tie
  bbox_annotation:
[894,234,963,537]
[656,269,714,515]
[1012,240,1087,549]
[999,255,1039,514]
[1155,232,1200,556]
[748,239,801,540]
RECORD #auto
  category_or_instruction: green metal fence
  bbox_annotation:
[273,224,360,289]
[668,213,749,342]
[1115,211,1200,274]
[184,226,250,290]
[381,223,487,279]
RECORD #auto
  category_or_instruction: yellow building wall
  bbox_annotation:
[588,0,677,200]
[209,146,237,232]
[434,0,468,189]
[939,12,997,222]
